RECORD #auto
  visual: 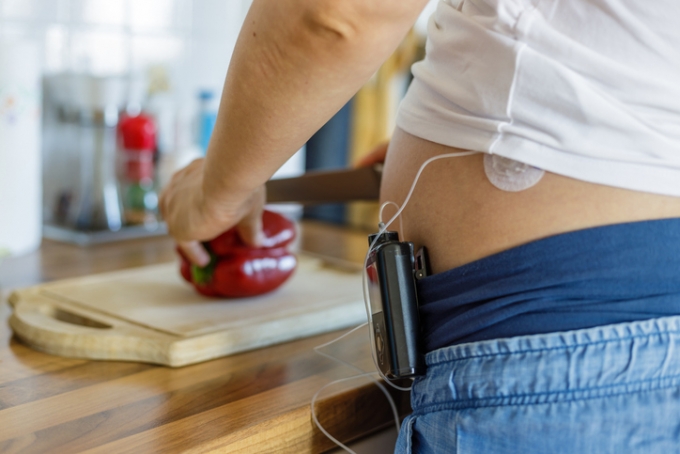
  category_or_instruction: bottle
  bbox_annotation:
[118,113,159,226]
[197,89,218,155]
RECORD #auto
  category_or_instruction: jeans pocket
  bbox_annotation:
[394,414,418,454]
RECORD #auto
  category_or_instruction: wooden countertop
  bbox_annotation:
[0,222,410,453]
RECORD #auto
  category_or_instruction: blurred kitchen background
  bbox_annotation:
[0,0,436,257]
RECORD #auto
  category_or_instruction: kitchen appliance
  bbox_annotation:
[53,75,126,231]
[42,74,167,243]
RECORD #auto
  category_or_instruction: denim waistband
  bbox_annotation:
[411,316,680,414]
[416,218,680,350]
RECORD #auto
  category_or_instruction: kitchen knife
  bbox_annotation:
[265,165,382,205]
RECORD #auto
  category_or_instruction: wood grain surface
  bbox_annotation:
[0,222,410,453]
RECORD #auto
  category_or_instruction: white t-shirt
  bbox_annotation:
[397,0,680,196]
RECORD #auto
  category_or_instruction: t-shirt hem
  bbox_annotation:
[396,108,680,197]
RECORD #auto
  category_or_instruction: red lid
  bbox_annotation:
[119,114,156,151]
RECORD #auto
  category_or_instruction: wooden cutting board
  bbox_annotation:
[8,255,366,367]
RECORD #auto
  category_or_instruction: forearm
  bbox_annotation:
[202,0,427,208]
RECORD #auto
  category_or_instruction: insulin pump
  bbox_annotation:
[366,227,428,379]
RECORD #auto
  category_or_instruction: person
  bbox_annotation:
[160,0,680,452]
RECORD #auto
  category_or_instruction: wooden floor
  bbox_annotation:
[0,222,410,453]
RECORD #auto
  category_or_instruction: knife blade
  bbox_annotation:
[265,165,382,205]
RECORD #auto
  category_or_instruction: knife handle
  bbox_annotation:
[265,165,382,205]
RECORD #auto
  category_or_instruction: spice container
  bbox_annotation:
[118,113,159,226]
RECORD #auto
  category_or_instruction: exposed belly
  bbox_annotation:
[380,128,680,274]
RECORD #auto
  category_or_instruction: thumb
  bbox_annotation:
[354,141,389,168]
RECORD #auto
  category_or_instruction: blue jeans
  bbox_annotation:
[395,316,680,453]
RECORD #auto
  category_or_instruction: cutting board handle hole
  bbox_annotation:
[49,307,112,329]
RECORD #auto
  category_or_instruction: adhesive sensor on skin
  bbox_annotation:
[484,154,545,191]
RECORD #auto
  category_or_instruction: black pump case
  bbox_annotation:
[367,232,426,379]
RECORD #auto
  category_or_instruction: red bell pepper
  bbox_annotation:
[177,210,297,298]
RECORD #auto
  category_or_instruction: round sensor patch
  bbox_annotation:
[483,154,545,192]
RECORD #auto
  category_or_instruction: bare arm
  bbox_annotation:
[161,0,428,263]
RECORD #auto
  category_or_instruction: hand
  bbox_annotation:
[176,209,297,298]
[159,158,266,266]
[354,141,389,168]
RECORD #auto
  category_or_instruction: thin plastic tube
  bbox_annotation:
[313,150,480,452]
[364,150,479,391]
[311,323,401,453]
[379,151,480,232]
[311,372,390,454]
[379,201,404,236]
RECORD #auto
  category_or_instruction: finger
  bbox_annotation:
[178,241,211,266]
[236,186,266,247]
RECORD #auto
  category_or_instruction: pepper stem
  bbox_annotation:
[191,247,217,284]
